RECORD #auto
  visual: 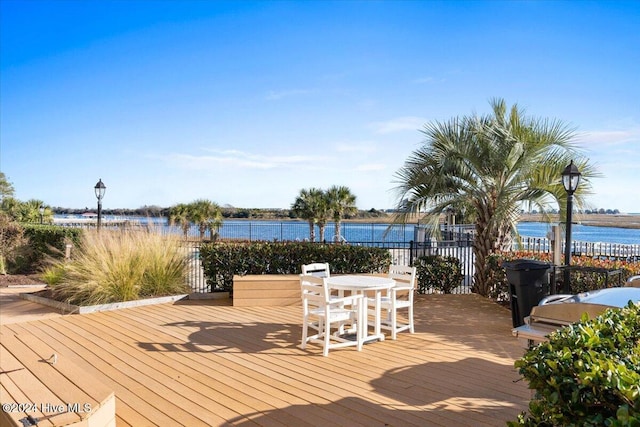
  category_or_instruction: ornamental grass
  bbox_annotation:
[43,228,189,305]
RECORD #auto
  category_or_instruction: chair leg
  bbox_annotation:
[301,316,308,349]
[408,304,415,334]
[391,303,398,340]
[323,322,330,357]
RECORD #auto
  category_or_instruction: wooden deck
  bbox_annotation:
[1,294,531,426]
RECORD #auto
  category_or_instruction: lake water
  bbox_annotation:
[80,215,640,245]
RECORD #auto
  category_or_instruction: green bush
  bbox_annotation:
[510,302,640,426]
[485,251,640,303]
[413,255,463,294]
[199,241,392,292]
[46,229,189,305]
[10,224,83,273]
[0,212,25,274]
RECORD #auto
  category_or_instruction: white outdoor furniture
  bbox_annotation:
[369,265,417,340]
[300,275,364,356]
[325,275,396,343]
[301,262,331,278]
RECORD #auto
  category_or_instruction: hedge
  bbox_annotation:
[10,225,83,273]
[413,255,463,294]
[199,241,392,292]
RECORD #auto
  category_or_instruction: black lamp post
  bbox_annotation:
[39,205,44,224]
[94,179,106,231]
[561,160,581,293]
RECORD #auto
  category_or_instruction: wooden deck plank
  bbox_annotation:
[130,308,488,425]
[1,294,530,427]
[92,309,309,427]
[0,337,75,426]
[115,309,376,425]
[4,322,146,427]
[39,316,217,427]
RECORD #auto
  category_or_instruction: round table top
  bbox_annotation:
[325,275,395,290]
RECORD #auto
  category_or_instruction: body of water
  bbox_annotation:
[516,222,640,246]
[58,215,640,246]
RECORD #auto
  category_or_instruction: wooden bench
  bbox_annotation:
[233,275,301,307]
[0,329,115,427]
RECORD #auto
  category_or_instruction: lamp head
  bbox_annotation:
[94,179,106,200]
[561,160,581,194]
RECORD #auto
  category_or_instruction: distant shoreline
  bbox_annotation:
[518,213,640,230]
[342,213,640,229]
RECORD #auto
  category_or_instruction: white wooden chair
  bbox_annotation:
[301,262,331,278]
[300,275,364,356]
[368,265,417,340]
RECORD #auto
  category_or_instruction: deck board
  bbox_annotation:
[1,294,530,426]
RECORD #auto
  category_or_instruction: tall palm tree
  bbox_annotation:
[326,185,357,242]
[393,98,598,296]
[189,199,223,240]
[169,203,192,238]
[291,188,326,242]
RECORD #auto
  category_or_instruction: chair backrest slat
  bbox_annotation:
[388,265,417,289]
[301,262,331,278]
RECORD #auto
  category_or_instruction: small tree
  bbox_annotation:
[292,188,326,242]
[190,199,223,240]
[169,203,192,238]
[326,185,357,242]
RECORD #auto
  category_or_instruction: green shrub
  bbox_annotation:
[10,224,83,273]
[199,241,392,292]
[486,251,640,303]
[510,302,640,426]
[413,255,463,294]
[48,229,188,305]
[0,212,25,274]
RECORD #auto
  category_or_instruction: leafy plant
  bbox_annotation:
[0,212,25,274]
[47,228,189,305]
[413,255,463,294]
[510,302,640,426]
[486,251,640,303]
[199,241,392,292]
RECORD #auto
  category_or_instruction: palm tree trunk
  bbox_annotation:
[308,221,315,242]
[472,209,496,297]
[334,219,341,242]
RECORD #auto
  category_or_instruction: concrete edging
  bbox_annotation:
[21,293,189,314]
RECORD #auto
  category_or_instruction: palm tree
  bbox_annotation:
[291,188,327,242]
[393,98,598,296]
[326,185,357,243]
[169,203,192,238]
[190,199,223,240]
[20,199,46,223]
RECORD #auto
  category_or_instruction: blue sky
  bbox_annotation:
[1,1,639,212]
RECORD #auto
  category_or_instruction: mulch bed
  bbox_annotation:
[0,274,45,287]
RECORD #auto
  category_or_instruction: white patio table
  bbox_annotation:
[325,275,396,343]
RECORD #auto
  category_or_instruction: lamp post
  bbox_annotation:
[94,179,106,231]
[39,205,44,224]
[561,160,581,293]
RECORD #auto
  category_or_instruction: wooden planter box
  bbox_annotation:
[233,274,300,307]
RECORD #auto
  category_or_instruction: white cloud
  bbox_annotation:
[264,89,316,100]
[159,149,323,170]
[578,127,640,146]
[370,116,425,134]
